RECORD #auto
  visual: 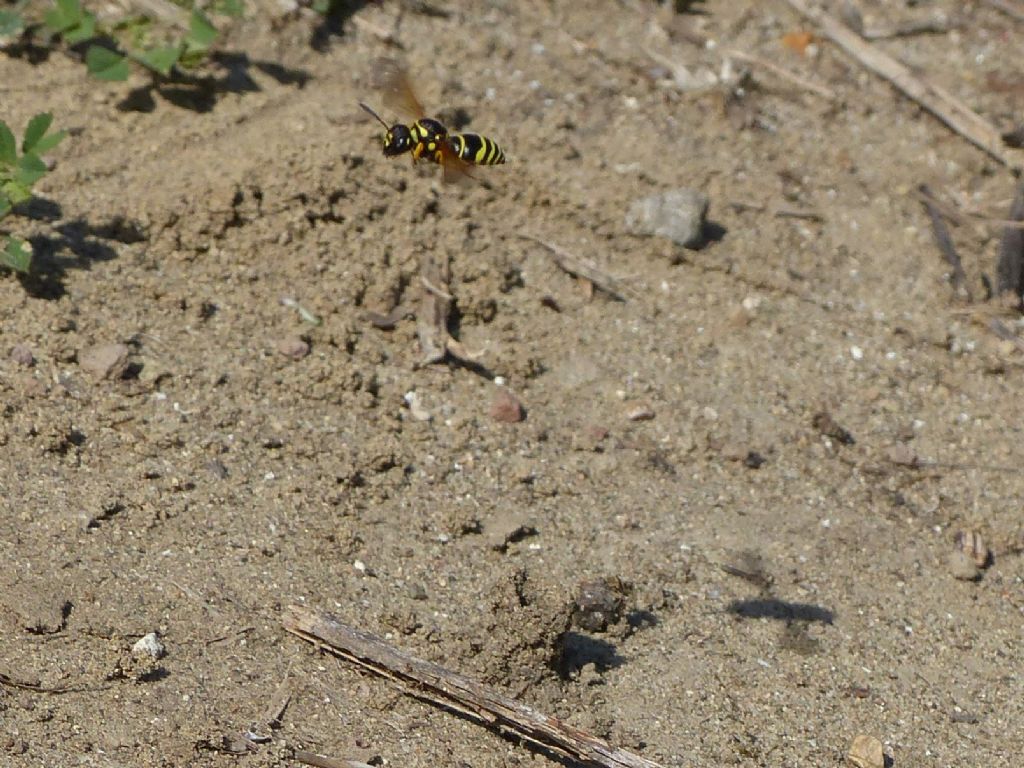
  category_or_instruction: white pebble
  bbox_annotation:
[132,632,166,659]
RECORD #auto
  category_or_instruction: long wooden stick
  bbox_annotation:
[282,606,669,768]
[782,0,1024,170]
[518,234,630,301]
[984,0,1024,23]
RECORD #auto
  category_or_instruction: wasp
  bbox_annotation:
[359,58,505,184]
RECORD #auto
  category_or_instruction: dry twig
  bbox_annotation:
[783,0,1024,170]
[984,0,1024,23]
[294,751,375,768]
[416,252,483,365]
[908,189,1024,231]
[283,606,669,768]
[519,234,630,300]
[726,48,835,99]
[728,200,824,221]
[350,14,404,48]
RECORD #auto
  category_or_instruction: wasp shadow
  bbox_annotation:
[17,214,142,300]
[309,0,453,52]
[116,51,311,113]
[727,598,834,625]
[556,632,625,677]
[309,0,378,52]
[626,608,658,632]
[686,219,726,251]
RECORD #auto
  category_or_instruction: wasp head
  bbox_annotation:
[383,124,413,157]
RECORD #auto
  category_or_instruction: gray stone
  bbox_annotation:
[625,188,709,248]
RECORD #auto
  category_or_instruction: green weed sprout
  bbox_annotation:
[0,113,66,273]
[1,0,244,81]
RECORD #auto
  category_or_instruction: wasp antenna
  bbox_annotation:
[359,101,391,130]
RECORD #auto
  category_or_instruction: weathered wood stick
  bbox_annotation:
[282,606,669,768]
[783,0,1024,170]
[518,234,630,301]
[417,252,452,364]
[294,750,375,768]
[984,0,1024,23]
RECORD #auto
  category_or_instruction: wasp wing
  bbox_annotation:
[438,140,479,186]
[370,57,426,120]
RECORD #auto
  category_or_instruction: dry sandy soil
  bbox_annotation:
[2,1,1023,766]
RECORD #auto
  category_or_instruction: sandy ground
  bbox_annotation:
[2,1,1023,766]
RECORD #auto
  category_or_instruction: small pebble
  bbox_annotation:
[79,343,130,380]
[886,443,918,467]
[205,459,229,479]
[954,530,990,568]
[720,442,765,468]
[407,583,428,601]
[626,403,655,421]
[948,549,980,582]
[486,512,537,551]
[10,344,35,366]
[490,388,524,423]
[847,734,884,768]
[812,411,855,445]
[276,335,310,360]
[573,577,628,632]
[624,188,709,249]
[404,391,432,422]
[132,632,166,660]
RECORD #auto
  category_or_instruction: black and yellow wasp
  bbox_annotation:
[359,58,505,184]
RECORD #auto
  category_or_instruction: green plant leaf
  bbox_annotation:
[44,0,83,33]
[1,236,33,273]
[2,179,33,205]
[0,193,11,220]
[30,128,67,156]
[134,44,182,76]
[0,9,25,37]
[62,12,96,44]
[21,113,53,154]
[19,113,66,158]
[213,0,245,18]
[188,9,217,49]
[0,121,16,166]
[86,45,131,81]
[16,153,47,187]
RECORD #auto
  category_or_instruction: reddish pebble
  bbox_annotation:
[276,335,310,360]
[490,388,524,423]
[10,344,35,366]
[79,343,130,379]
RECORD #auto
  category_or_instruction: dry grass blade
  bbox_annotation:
[918,185,972,301]
[726,49,836,99]
[996,181,1024,298]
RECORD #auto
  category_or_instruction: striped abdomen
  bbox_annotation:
[448,133,505,165]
